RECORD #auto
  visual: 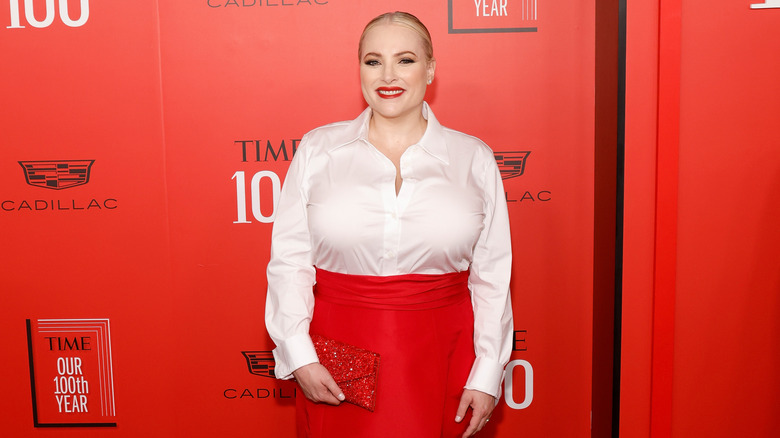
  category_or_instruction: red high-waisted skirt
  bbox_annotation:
[297,268,475,438]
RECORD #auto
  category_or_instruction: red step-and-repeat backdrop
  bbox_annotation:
[1,1,594,436]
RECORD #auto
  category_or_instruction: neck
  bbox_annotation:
[368,105,428,150]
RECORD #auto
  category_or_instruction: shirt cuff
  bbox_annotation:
[271,333,319,380]
[464,356,506,398]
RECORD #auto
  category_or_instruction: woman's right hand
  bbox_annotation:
[292,363,345,405]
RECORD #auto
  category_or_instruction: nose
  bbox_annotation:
[381,63,396,83]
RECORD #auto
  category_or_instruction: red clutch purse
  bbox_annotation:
[311,334,380,412]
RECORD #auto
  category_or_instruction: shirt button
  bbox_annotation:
[390,212,397,220]
[385,251,396,259]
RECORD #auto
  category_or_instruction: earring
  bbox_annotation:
[427,79,432,85]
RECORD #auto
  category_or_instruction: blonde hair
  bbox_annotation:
[358,11,434,61]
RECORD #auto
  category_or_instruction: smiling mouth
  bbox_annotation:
[377,87,404,98]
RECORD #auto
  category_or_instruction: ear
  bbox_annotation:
[427,58,437,83]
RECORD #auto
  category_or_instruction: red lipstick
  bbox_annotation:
[376,86,404,99]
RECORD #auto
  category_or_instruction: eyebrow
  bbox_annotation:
[362,51,418,59]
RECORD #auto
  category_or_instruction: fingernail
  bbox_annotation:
[455,415,462,422]
[338,393,345,401]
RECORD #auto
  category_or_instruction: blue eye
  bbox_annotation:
[400,58,415,64]
[364,59,380,66]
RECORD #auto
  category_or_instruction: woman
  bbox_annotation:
[265,11,513,438]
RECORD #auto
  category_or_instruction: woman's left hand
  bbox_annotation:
[455,389,496,437]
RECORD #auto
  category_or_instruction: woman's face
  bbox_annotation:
[359,23,435,122]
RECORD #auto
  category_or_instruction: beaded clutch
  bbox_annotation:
[311,334,380,412]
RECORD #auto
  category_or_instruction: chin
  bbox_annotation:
[369,100,422,120]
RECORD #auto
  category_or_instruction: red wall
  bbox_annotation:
[673,2,780,435]
[619,0,658,434]
[1,1,596,436]
[622,1,780,436]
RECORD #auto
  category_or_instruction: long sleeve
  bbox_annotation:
[264,137,319,380]
[464,157,514,398]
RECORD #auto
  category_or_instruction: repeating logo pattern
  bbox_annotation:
[6,0,90,28]
[27,318,116,427]
[18,160,94,190]
[494,151,531,180]
[242,351,276,378]
[449,0,538,34]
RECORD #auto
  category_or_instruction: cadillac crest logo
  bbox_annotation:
[18,160,95,190]
[242,351,276,378]
[494,151,531,180]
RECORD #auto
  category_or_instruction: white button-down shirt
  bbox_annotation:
[265,103,513,397]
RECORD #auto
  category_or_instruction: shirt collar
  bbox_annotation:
[329,102,450,165]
